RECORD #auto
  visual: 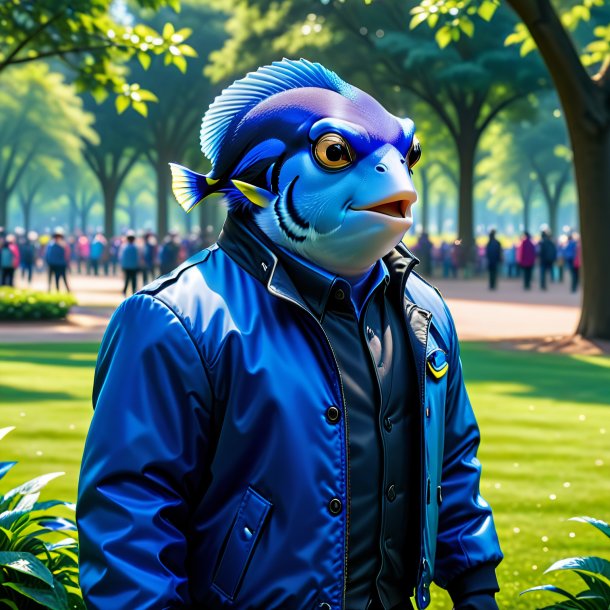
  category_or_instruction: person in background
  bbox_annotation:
[142,232,158,285]
[563,232,577,289]
[517,231,536,290]
[1,235,18,286]
[89,233,106,276]
[556,233,568,283]
[109,236,122,276]
[504,243,517,278]
[45,228,71,292]
[19,231,37,284]
[415,231,433,277]
[440,240,452,278]
[485,229,503,290]
[571,233,582,293]
[120,230,140,297]
[539,230,557,290]
[159,233,180,276]
[76,234,91,274]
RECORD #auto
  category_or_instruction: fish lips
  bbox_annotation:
[350,192,414,220]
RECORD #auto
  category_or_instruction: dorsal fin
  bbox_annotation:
[200,58,354,166]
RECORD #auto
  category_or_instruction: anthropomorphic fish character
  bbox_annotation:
[170,58,421,277]
[77,58,502,610]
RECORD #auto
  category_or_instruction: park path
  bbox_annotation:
[0,272,583,344]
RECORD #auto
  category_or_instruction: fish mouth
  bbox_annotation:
[351,194,412,219]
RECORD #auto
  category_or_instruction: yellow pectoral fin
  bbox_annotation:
[231,179,277,208]
[427,360,449,379]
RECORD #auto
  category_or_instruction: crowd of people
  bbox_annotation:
[412,228,582,293]
[0,225,218,296]
[1,224,582,296]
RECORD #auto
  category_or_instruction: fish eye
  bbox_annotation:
[407,137,421,169]
[313,133,353,170]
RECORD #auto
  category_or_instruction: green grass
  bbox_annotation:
[0,341,609,609]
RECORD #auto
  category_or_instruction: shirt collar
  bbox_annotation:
[275,245,389,320]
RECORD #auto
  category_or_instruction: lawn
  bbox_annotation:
[0,341,608,609]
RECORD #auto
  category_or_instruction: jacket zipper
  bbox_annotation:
[266,282,350,610]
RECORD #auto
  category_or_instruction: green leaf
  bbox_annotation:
[173,55,187,73]
[178,44,197,58]
[3,581,69,610]
[478,0,498,21]
[520,585,579,601]
[0,551,54,586]
[546,556,610,586]
[33,500,75,512]
[0,462,17,482]
[0,427,15,442]
[3,472,64,502]
[520,37,537,56]
[115,95,130,114]
[162,22,175,39]
[570,517,610,538]
[138,51,151,70]
[132,101,148,117]
[459,16,474,38]
[435,25,453,49]
[409,12,429,29]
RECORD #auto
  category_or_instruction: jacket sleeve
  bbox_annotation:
[433,304,503,596]
[77,293,214,610]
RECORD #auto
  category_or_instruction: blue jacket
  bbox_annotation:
[77,216,502,610]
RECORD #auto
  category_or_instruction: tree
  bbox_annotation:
[0,63,97,228]
[413,0,610,339]
[0,0,196,115]
[478,94,574,236]
[118,162,156,230]
[130,2,226,236]
[81,93,145,237]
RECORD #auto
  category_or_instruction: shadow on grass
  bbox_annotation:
[461,342,610,406]
[0,384,77,403]
[0,342,99,369]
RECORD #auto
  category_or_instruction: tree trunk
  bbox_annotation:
[548,200,558,239]
[23,202,31,232]
[156,161,170,238]
[573,125,610,339]
[81,208,90,233]
[103,184,117,238]
[523,197,530,233]
[436,198,446,236]
[457,133,477,267]
[68,198,77,234]
[0,189,8,228]
[507,0,610,339]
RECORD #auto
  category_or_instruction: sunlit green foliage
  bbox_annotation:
[0,289,77,321]
[521,516,610,609]
[0,64,98,228]
[0,426,81,609]
[0,0,197,115]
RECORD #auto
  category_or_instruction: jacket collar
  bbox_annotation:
[217,213,419,315]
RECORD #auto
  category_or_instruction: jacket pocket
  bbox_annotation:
[211,486,273,601]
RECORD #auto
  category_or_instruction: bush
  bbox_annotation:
[521,516,610,609]
[0,288,76,321]
[0,426,83,610]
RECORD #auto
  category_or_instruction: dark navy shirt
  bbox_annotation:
[275,247,420,610]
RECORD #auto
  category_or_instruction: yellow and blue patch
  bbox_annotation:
[426,348,448,380]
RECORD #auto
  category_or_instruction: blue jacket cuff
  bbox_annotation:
[447,562,500,607]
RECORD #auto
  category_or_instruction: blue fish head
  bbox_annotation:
[170,59,421,277]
